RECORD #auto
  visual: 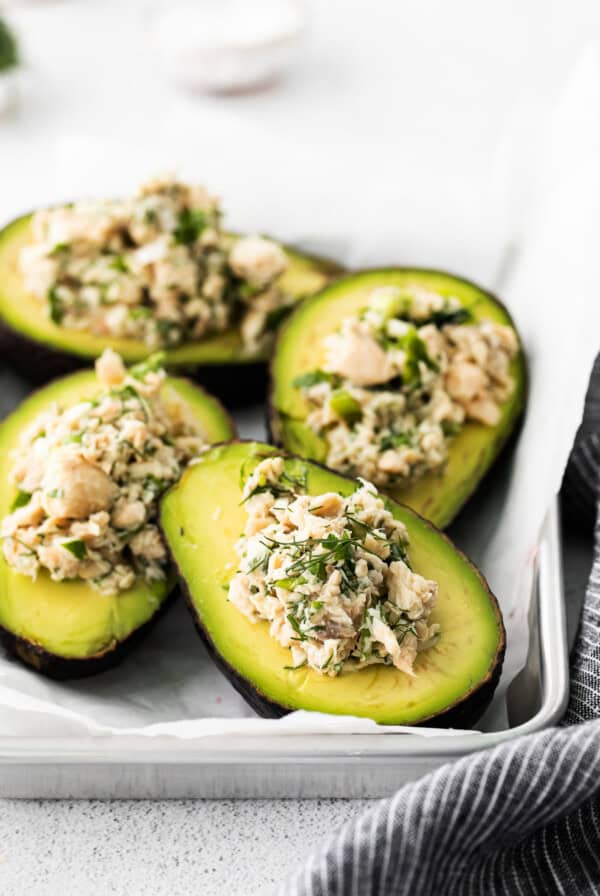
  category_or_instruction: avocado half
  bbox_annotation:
[160,441,505,727]
[0,369,235,679]
[269,269,527,529]
[0,213,343,384]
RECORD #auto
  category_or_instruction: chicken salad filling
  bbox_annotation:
[295,286,519,487]
[1,349,206,595]
[228,456,440,677]
[20,176,290,354]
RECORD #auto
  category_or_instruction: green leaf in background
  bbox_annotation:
[0,19,18,74]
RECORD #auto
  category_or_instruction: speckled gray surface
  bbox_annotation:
[0,798,372,895]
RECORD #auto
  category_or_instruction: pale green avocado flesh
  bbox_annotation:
[0,214,341,368]
[0,370,234,662]
[160,441,504,726]
[270,269,526,529]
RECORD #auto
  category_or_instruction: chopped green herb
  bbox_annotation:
[144,207,158,225]
[48,286,64,324]
[237,281,260,301]
[442,420,462,437]
[400,326,438,385]
[371,374,403,392]
[379,431,413,452]
[1,535,35,556]
[129,352,166,381]
[65,431,84,444]
[368,287,412,320]
[286,613,307,641]
[129,306,152,320]
[424,307,471,327]
[329,390,363,426]
[293,369,340,389]
[11,491,31,511]
[62,539,87,560]
[143,474,166,494]
[108,254,129,273]
[274,576,307,591]
[156,319,181,341]
[49,242,69,257]
[389,540,410,566]
[174,208,207,245]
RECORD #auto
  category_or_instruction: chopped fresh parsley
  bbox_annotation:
[400,325,438,386]
[156,319,181,342]
[174,208,207,245]
[129,352,166,381]
[48,286,64,324]
[286,613,307,641]
[49,242,69,257]
[379,431,413,452]
[11,491,31,511]
[274,576,307,591]
[143,474,167,494]
[129,306,152,320]
[108,254,129,273]
[424,307,471,327]
[329,390,362,426]
[293,369,340,390]
[62,539,87,560]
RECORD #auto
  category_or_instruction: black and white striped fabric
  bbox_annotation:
[285,360,600,896]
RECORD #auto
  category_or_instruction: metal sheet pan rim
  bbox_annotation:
[0,501,569,771]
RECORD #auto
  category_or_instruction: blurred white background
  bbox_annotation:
[2,0,600,288]
[0,0,599,182]
[2,0,599,150]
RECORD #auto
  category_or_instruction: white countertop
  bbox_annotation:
[0,0,597,893]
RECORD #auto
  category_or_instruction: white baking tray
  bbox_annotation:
[0,501,568,798]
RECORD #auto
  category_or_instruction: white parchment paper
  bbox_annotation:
[0,52,598,738]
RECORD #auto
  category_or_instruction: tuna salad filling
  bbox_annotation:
[20,176,290,353]
[228,457,440,677]
[1,350,206,595]
[295,286,519,487]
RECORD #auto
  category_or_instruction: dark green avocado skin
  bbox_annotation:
[0,319,83,384]
[0,591,176,680]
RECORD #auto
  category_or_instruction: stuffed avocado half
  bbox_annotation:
[0,178,341,383]
[0,352,235,678]
[160,441,505,727]
[270,269,526,529]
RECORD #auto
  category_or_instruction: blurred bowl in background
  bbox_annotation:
[149,0,306,94]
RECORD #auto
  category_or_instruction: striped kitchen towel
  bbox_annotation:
[285,359,600,896]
